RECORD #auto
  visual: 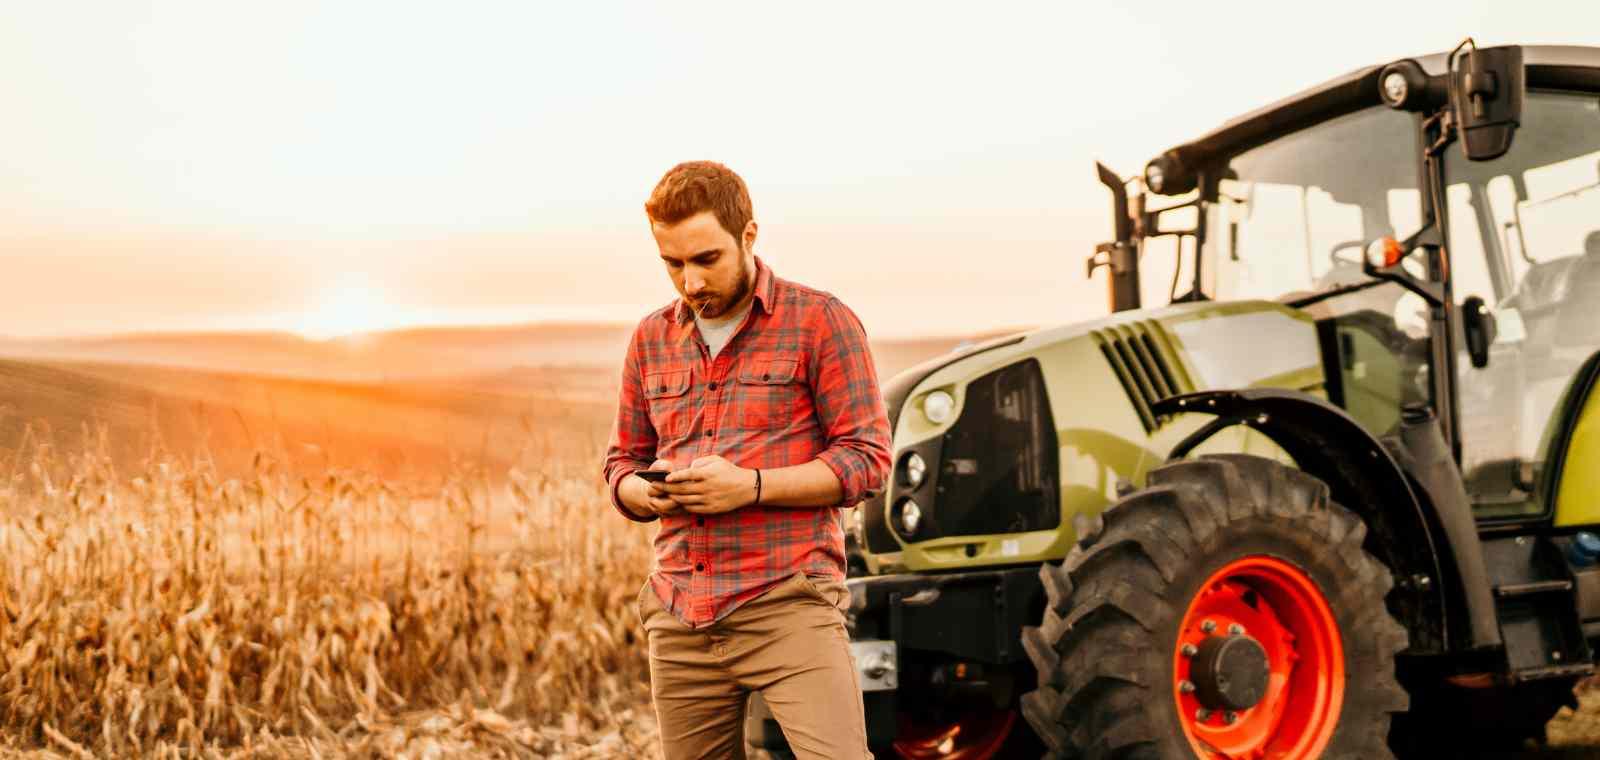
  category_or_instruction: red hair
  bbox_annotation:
[644,161,754,241]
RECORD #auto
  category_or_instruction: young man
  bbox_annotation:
[602,161,891,760]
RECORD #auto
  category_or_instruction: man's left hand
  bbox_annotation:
[662,455,756,515]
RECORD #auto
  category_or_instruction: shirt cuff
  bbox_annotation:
[610,468,660,523]
[817,447,877,507]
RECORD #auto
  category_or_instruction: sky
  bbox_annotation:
[1,1,1596,340]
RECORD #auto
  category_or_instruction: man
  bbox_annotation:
[602,160,891,760]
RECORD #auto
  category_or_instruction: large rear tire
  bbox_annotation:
[1019,454,1410,759]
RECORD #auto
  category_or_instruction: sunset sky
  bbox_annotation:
[2,2,1594,340]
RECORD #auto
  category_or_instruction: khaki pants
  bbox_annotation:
[636,572,871,760]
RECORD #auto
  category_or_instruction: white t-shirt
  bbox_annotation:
[694,298,754,359]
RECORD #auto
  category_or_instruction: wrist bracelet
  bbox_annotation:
[754,468,762,507]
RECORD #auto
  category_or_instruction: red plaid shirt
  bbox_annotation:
[603,255,891,628]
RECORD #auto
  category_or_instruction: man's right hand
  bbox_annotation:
[623,460,683,518]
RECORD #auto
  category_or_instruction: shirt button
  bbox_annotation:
[762,373,770,381]
[695,562,705,572]
[696,517,706,526]
[708,382,718,390]
[705,429,714,437]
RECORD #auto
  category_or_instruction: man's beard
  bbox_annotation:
[695,254,752,319]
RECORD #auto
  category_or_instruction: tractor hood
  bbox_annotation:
[858,300,1324,574]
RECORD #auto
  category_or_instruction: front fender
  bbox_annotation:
[1153,388,1498,653]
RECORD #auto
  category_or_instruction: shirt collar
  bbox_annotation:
[671,254,776,326]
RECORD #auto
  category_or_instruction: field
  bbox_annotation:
[0,324,993,758]
[0,366,653,758]
[2,325,1600,758]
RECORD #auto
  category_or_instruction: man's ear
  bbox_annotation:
[742,220,758,252]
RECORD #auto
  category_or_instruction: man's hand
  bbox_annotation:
[662,455,757,515]
[625,459,685,518]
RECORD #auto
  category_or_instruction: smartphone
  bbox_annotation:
[635,469,671,483]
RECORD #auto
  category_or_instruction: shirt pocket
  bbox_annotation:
[736,356,804,430]
[643,369,693,439]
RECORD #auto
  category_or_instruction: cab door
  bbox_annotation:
[1442,90,1600,522]
[1550,354,1600,526]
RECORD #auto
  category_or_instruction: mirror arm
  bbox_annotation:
[1423,109,1457,158]
[1362,222,1447,308]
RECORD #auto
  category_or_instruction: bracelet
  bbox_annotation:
[754,468,762,507]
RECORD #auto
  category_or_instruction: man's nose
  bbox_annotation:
[684,273,706,294]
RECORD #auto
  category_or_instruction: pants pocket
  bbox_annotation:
[635,578,655,629]
[793,572,849,615]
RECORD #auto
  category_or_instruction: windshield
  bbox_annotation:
[1174,106,1426,304]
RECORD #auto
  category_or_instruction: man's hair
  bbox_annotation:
[644,161,754,243]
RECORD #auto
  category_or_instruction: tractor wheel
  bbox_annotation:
[1019,454,1410,760]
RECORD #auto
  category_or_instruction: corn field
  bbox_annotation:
[0,416,656,759]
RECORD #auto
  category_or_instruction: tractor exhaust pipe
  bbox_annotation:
[1087,162,1142,312]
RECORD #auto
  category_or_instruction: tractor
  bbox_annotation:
[746,43,1600,759]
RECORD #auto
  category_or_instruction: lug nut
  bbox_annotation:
[1179,680,1196,694]
[1224,711,1239,724]
[1181,644,1199,658]
[1228,623,1245,636]
[1200,620,1216,633]
[1196,708,1212,722]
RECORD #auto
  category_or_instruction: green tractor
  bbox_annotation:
[746,43,1600,759]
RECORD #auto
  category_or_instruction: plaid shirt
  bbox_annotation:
[603,255,891,628]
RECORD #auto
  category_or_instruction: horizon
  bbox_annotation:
[0,308,1040,345]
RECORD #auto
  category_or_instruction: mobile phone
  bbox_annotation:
[635,469,671,482]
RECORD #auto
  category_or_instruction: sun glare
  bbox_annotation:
[295,280,401,341]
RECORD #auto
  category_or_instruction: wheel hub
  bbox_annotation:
[1191,634,1271,711]
[1173,556,1345,759]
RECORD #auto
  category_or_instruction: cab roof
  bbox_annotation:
[1152,45,1600,189]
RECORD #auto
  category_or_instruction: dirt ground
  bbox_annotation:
[1530,682,1600,758]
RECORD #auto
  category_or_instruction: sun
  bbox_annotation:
[295,279,402,341]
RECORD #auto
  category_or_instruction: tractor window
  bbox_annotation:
[1201,106,1425,303]
[1444,92,1600,519]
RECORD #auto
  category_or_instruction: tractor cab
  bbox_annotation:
[1096,43,1600,531]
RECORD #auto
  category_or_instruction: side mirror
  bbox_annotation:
[1451,44,1524,161]
[1461,295,1498,369]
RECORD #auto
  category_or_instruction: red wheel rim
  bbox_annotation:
[1173,556,1344,759]
[892,707,1016,760]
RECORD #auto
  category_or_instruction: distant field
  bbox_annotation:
[0,323,997,485]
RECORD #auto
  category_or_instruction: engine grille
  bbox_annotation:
[927,359,1059,539]
[1092,322,1192,432]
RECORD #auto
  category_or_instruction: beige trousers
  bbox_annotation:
[636,572,871,760]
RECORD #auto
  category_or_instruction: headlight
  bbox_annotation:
[1144,162,1166,194]
[900,452,927,489]
[922,390,955,424]
[896,498,922,536]
[1382,71,1409,106]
